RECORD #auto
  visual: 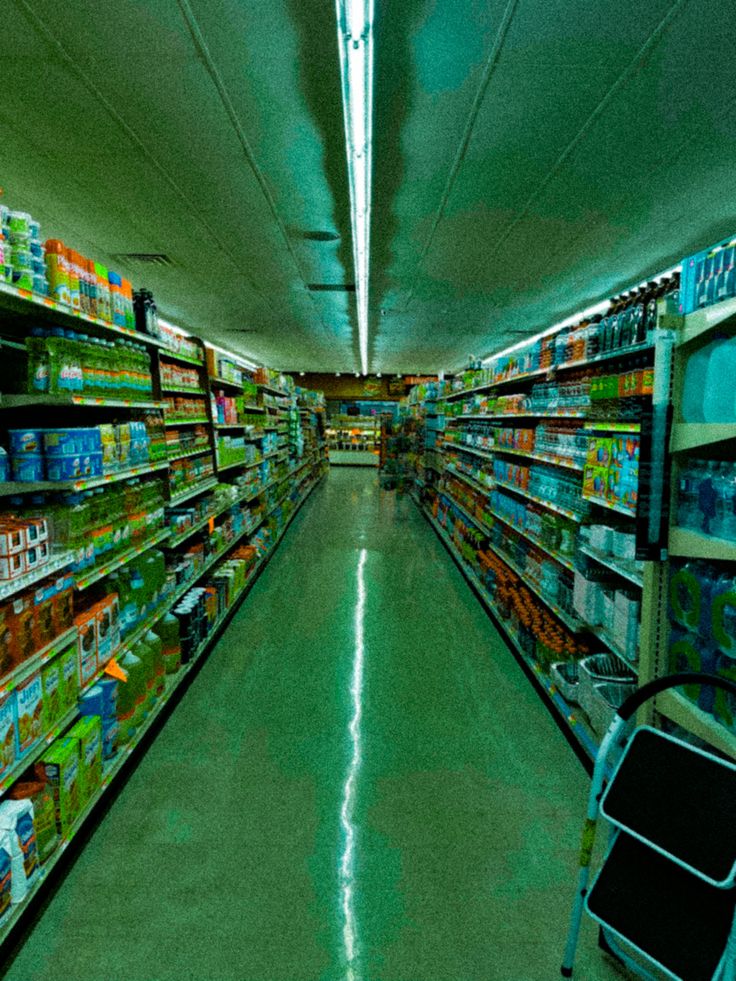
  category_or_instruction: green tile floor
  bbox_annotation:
[1,469,626,981]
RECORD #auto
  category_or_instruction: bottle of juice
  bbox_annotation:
[65,249,81,313]
[94,263,112,324]
[121,278,135,330]
[44,240,71,306]
[108,272,126,327]
[85,258,98,319]
[26,328,50,393]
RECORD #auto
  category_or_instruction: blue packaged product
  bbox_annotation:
[45,452,103,481]
[43,429,101,456]
[98,678,118,718]
[78,685,104,719]
[11,455,44,482]
[0,838,10,922]
[102,717,118,759]
[8,431,43,455]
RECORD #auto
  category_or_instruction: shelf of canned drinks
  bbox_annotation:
[0,394,164,410]
[0,550,76,602]
[0,461,170,498]
[74,527,172,590]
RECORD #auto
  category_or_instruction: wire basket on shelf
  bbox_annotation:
[578,653,636,721]
[551,660,580,704]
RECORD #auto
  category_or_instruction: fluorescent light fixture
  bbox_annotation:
[299,371,305,376]
[336,372,341,377]
[157,317,191,338]
[336,0,374,375]
[205,341,259,373]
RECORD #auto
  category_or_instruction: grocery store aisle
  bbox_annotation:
[2,469,622,981]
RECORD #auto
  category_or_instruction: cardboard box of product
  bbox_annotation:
[0,603,12,680]
[15,673,43,756]
[40,655,62,734]
[58,644,79,715]
[74,609,98,688]
[0,693,17,780]
[51,577,74,636]
[69,716,102,806]
[8,594,35,670]
[94,594,120,667]
[41,737,81,836]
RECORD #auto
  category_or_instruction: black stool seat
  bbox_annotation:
[600,727,736,884]
[587,834,735,981]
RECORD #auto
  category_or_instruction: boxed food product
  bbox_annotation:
[40,656,62,733]
[94,594,120,666]
[69,716,102,805]
[0,694,17,779]
[32,589,56,652]
[41,737,80,836]
[58,644,78,714]
[74,608,98,687]
[0,799,39,902]
[8,595,34,669]
[15,673,43,756]
[51,576,74,635]
[0,552,26,581]
[0,525,26,556]
[0,604,12,680]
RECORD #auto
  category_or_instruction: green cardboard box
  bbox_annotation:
[41,737,81,836]
[68,716,102,806]
[58,644,79,715]
[40,656,62,734]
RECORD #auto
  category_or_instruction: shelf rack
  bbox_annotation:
[74,527,171,590]
[494,478,586,522]
[168,477,219,507]
[578,543,644,587]
[0,550,75,602]
[0,394,164,410]
[420,502,599,767]
[0,468,325,949]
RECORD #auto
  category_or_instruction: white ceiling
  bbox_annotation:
[3,1,736,373]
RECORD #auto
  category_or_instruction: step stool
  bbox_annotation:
[562,672,736,981]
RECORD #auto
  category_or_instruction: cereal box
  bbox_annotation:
[40,656,62,733]
[0,694,17,780]
[15,673,43,756]
[58,644,79,714]
[41,737,81,836]
[74,609,98,688]
[69,717,102,806]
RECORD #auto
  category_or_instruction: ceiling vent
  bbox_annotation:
[301,230,340,242]
[306,283,355,292]
[110,253,173,267]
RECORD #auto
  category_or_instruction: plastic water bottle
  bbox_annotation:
[677,463,701,529]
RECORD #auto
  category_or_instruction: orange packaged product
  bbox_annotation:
[51,579,74,636]
[74,608,98,688]
[9,595,36,669]
[31,591,55,652]
[0,604,12,680]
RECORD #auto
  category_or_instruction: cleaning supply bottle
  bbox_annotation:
[155,614,181,674]
[144,629,165,697]
[116,649,145,743]
[132,637,155,717]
